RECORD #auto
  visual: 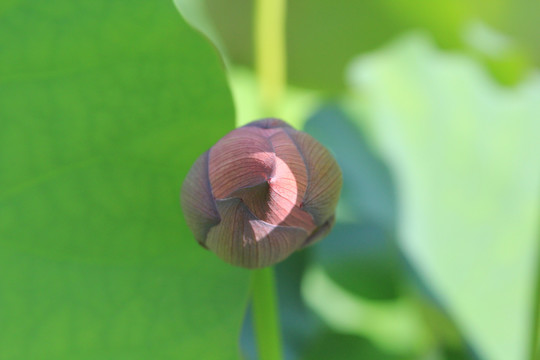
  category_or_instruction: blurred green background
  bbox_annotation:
[1,0,540,359]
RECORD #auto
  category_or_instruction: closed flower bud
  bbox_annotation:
[181,118,342,268]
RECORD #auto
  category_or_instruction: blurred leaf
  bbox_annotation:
[410,288,479,360]
[461,21,532,86]
[301,331,408,360]
[205,0,253,72]
[348,33,540,360]
[284,0,473,92]
[303,106,401,300]
[0,1,249,359]
[204,0,503,92]
[304,106,396,229]
[473,0,540,69]
[302,265,431,356]
[174,0,229,62]
[275,252,323,360]
[312,223,401,300]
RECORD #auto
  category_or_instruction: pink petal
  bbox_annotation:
[209,127,274,199]
[285,129,342,225]
[228,177,316,233]
[268,129,308,207]
[180,151,220,246]
[205,198,308,268]
[209,125,316,232]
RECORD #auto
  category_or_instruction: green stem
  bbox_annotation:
[251,1,286,358]
[255,0,286,113]
[251,267,283,360]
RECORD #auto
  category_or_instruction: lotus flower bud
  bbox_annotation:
[181,118,342,268]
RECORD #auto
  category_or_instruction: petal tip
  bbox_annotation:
[243,118,293,130]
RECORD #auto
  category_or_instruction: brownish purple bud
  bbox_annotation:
[180,118,342,268]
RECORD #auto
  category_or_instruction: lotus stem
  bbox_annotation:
[251,268,283,360]
[252,1,286,359]
[255,0,286,113]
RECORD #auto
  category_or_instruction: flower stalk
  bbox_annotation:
[255,0,286,113]
[253,0,286,359]
[251,267,282,360]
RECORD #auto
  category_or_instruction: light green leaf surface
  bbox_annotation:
[348,33,540,360]
[0,1,249,359]
[228,67,320,128]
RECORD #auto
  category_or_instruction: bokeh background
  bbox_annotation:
[1,0,540,359]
